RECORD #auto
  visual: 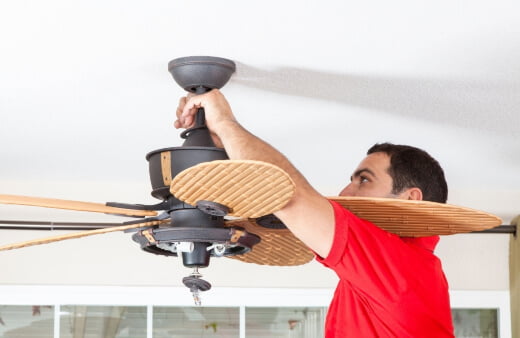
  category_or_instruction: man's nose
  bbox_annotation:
[339,184,355,196]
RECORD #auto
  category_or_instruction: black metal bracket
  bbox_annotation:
[121,212,171,233]
[196,200,230,217]
[106,200,171,211]
[255,214,288,229]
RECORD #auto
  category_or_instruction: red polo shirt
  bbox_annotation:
[316,201,454,337]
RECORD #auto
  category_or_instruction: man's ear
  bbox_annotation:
[399,187,423,201]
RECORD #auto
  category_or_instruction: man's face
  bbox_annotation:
[339,152,399,198]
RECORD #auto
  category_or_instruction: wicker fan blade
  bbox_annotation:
[170,160,295,218]
[224,219,314,266]
[0,219,167,251]
[0,194,157,217]
[329,196,502,237]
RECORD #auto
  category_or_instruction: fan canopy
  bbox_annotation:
[168,56,236,93]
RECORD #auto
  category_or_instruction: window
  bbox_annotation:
[153,306,239,337]
[246,307,326,338]
[0,305,54,338]
[452,309,498,338]
[59,306,146,338]
[0,286,512,338]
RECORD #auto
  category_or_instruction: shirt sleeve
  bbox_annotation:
[314,200,351,268]
[316,200,440,297]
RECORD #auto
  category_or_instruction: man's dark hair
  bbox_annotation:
[367,143,448,203]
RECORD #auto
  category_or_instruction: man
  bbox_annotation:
[175,89,454,337]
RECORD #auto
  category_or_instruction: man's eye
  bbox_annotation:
[360,176,369,183]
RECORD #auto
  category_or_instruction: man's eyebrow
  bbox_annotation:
[350,168,376,181]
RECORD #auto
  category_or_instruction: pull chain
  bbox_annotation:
[182,267,212,306]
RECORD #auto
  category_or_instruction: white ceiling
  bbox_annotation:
[0,0,518,290]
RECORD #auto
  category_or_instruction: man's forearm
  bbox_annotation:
[214,119,335,257]
[215,119,312,193]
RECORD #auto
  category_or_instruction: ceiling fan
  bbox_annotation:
[0,56,505,305]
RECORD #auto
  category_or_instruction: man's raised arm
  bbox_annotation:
[174,89,335,258]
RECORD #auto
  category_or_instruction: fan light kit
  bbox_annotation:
[0,56,506,306]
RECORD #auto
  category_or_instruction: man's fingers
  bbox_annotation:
[175,90,220,129]
[182,96,203,122]
[178,96,187,107]
[183,114,194,128]
[174,95,197,128]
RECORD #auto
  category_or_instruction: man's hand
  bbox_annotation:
[175,89,238,142]
[174,89,237,148]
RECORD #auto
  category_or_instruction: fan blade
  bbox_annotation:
[224,219,314,266]
[0,219,167,251]
[223,197,503,265]
[0,194,157,217]
[328,196,502,236]
[170,160,295,218]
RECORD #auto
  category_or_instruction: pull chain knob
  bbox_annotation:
[182,267,212,306]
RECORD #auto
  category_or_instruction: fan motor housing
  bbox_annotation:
[146,147,227,201]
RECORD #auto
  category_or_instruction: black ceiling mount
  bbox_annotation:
[168,56,236,94]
